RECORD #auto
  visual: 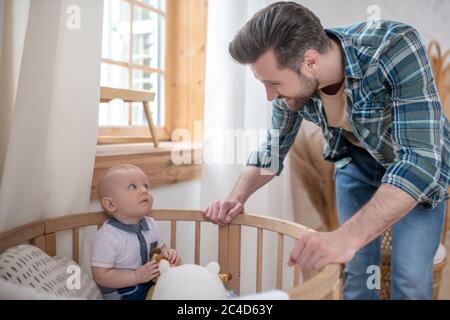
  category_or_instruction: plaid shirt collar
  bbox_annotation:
[325,28,364,80]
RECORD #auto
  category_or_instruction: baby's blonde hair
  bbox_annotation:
[97,164,144,211]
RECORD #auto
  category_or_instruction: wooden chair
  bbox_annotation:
[99,87,159,147]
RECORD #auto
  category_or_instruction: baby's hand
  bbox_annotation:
[135,260,159,284]
[164,248,181,266]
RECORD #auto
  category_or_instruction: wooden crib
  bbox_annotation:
[0,210,341,299]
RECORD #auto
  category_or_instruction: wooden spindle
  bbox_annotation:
[45,233,56,257]
[218,225,229,274]
[194,221,201,264]
[73,228,79,263]
[276,233,284,289]
[294,266,300,286]
[31,236,46,252]
[171,220,177,249]
[228,225,241,294]
[256,228,263,292]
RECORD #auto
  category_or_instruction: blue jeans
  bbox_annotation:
[335,143,446,300]
[102,281,153,300]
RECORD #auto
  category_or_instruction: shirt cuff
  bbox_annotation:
[381,160,444,209]
[247,150,284,176]
[91,260,114,269]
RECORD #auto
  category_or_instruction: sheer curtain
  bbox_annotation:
[0,0,103,271]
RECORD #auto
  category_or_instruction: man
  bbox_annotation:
[203,1,450,300]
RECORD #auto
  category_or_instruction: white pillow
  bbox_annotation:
[0,278,80,300]
[0,244,102,300]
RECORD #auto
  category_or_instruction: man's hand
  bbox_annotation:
[287,230,358,272]
[164,248,182,266]
[203,167,275,225]
[203,199,244,225]
[136,260,159,283]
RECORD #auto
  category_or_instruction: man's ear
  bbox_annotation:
[101,197,117,213]
[300,49,320,74]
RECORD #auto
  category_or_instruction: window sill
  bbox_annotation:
[91,141,202,200]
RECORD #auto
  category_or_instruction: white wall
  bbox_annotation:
[293,0,450,49]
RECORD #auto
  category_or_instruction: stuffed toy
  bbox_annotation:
[151,260,231,300]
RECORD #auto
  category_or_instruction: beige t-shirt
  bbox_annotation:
[318,82,364,148]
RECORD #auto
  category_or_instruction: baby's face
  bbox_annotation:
[109,168,154,218]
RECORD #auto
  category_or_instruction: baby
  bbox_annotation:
[91,164,181,300]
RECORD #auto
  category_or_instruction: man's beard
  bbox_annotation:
[284,73,319,112]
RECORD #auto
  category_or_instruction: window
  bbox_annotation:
[100,0,167,140]
[92,0,208,195]
[98,0,208,145]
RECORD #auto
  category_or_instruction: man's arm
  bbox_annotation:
[204,99,303,225]
[204,166,275,225]
[228,166,276,204]
[336,183,417,252]
[288,184,417,271]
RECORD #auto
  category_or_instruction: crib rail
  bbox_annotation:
[0,210,341,300]
[150,210,319,295]
[0,220,46,253]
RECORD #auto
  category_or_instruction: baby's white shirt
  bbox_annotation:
[91,216,160,271]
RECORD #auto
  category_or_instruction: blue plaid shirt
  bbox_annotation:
[247,20,450,209]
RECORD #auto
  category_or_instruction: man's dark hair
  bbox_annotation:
[229,1,331,71]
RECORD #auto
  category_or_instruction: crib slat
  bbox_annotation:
[73,228,79,263]
[294,266,300,286]
[171,220,177,249]
[256,228,263,293]
[194,221,201,265]
[276,233,284,289]
[218,226,229,272]
[45,233,56,257]
[302,269,313,282]
[31,236,46,252]
[228,225,241,294]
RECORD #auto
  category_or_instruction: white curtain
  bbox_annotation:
[201,0,299,295]
[0,0,103,271]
